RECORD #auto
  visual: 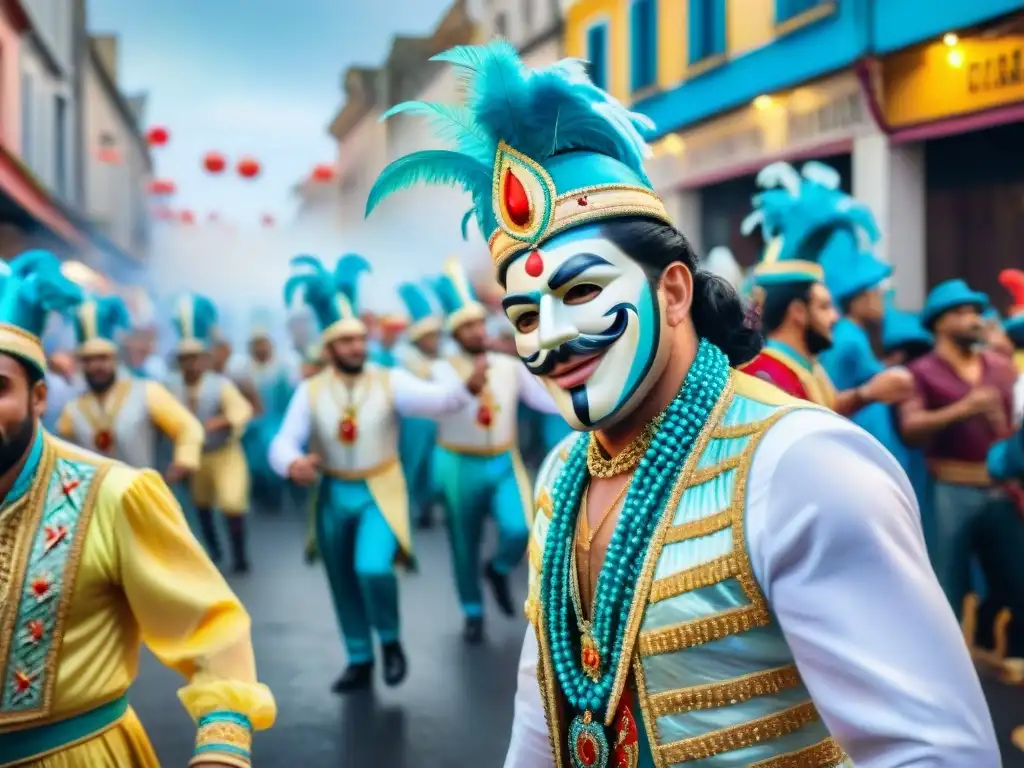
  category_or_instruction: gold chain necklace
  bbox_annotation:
[586,418,660,478]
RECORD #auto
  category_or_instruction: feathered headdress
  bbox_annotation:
[397,281,442,341]
[428,259,487,332]
[365,41,671,278]
[999,269,1024,340]
[73,294,131,356]
[171,293,219,355]
[0,250,84,374]
[284,253,370,344]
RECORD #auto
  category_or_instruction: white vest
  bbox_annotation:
[399,346,435,380]
[166,371,231,452]
[308,365,398,476]
[436,352,520,454]
[63,377,156,467]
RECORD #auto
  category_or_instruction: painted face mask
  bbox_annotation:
[502,225,668,428]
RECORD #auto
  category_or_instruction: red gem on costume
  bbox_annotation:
[582,646,600,670]
[26,619,45,643]
[576,733,598,766]
[31,576,50,600]
[503,169,531,227]
[476,404,493,428]
[577,196,589,206]
[524,250,544,278]
[339,417,358,444]
[94,430,114,453]
[62,478,80,495]
[13,670,32,693]
[43,524,68,552]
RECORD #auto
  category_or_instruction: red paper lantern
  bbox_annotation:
[148,179,176,195]
[261,213,275,227]
[203,152,227,174]
[146,126,169,146]
[152,205,173,221]
[236,157,261,179]
[311,164,335,182]
[207,211,220,223]
[180,210,195,225]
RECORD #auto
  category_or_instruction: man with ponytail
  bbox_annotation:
[367,42,996,767]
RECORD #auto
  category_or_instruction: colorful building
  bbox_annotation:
[563,0,1024,308]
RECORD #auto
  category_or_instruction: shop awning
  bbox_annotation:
[0,146,85,247]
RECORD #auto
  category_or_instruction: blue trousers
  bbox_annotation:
[315,477,400,664]
[434,447,529,618]
[399,417,438,523]
[932,481,997,620]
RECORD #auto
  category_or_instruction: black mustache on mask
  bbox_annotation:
[521,303,634,376]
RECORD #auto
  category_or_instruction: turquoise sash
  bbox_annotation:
[0,695,128,765]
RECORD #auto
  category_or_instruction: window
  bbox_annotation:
[494,12,508,38]
[586,22,608,91]
[54,95,67,197]
[630,0,658,93]
[20,73,31,164]
[776,0,825,23]
[688,0,727,64]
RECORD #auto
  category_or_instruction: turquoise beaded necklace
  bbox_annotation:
[541,339,730,768]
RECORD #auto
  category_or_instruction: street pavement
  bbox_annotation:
[131,508,1024,766]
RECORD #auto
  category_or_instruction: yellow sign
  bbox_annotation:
[883,35,1024,128]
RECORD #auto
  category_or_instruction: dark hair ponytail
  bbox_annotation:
[601,217,763,367]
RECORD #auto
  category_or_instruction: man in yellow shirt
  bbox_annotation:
[164,294,255,574]
[0,250,275,767]
[57,294,204,480]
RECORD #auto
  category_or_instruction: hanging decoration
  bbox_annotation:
[236,157,261,179]
[146,126,169,146]
[207,211,220,223]
[311,164,335,182]
[152,206,174,221]
[148,179,176,195]
[180,210,196,225]
[203,151,227,174]
[261,213,275,227]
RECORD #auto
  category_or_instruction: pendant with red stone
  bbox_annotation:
[476,403,493,428]
[338,410,358,444]
[581,631,601,681]
[569,710,609,768]
[94,429,114,453]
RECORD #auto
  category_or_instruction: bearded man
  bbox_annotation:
[368,41,997,767]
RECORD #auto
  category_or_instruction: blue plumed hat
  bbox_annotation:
[429,259,487,332]
[0,250,83,375]
[365,41,671,279]
[743,161,886,297]
[73,294,131,356]
[171,293,219,355]
[397,281,442,341]
[284,253,370,344]
[920,279,988,329]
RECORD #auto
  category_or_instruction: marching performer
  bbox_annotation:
[740,161,913,414]
[0,251,275,767]
[396,281,444,528]
[269,254,485,692]
[57,294,203,482]
[426,260,559,643]
[368,41,997,765]
[166,294,255,573]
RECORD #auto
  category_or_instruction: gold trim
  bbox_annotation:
[493,140,556,241]
[604,374,737,726]
[529,539,544,572]
[321,317,367,345]
[774,1,837,38]
[710,422,763,439]
[438,440,514,457]
[407,316,442,342]
[446,302,488,332]
[536,488,553,520]
[749,736,846,767]
[649,553,741,604]
[534,601,566,767]
[646,664,802,718]
[656,700,819,763]
[683,52,728,81]
[322,456,399,480]
[524,597,539,624]
[758,347,837,410]
[929,460,991,487]
[663,508,732,544]
[638,604,765,657]
[176,339,206,356]
[0,324,46,372]
[686,454,742,487]
[76,339,119,357]
[753,259,824,281]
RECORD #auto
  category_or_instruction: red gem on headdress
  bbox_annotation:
[577,196,588,206]
[524,250,544,278]
[503,169,531,227]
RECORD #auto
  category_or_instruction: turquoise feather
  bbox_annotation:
[96,295,131,336]
[460,208,475,241]
[4,250,84,338]
[364,150,491,222]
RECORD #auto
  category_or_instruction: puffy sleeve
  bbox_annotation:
[109,467,276,762]
[390,365,471,417]
[144,381,204,470]
[746,409,999,767]
[503,629,556,768]
[268,382,312,477]
[219,378,254,438]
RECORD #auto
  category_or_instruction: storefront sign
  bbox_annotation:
[882,33,1024,128]
[646,71,870,191]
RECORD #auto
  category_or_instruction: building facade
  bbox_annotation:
[469,0,564,66]
[564,0,1024,309]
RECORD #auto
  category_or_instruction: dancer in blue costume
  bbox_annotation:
[421,259,559,643]
[269,254,485,692]
[396,280,444,528]
[367,40,996,766]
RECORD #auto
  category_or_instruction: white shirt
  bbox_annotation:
[431,356,560,415]
[1014,373,1024,425]
[268,366,472,477]
[504,409,999,768]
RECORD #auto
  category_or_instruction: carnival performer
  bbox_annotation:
[56,294,203,483]
[269,254,486,692]
[0,250,275,767]
[396,281,444,528]
[740,161,913,414]
[166,294,255,573]
[367,41,998,766]
[424,259,559,643]
[898,279,1017,623]
[998,268,1024,417]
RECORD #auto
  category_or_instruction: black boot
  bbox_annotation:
[382,642,407,686]
[463,616,484,645]
[227,516,249,574]
[331,662,374,693]
[196,508,222,563]
[416,507,433,530]
[485,561,515,617]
